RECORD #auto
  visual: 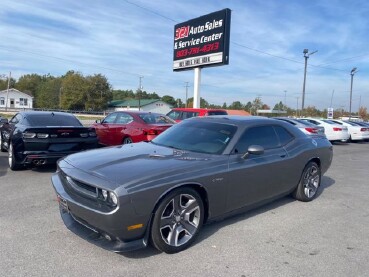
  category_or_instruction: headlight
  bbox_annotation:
[109,192,118,206]
[102,189,108,200]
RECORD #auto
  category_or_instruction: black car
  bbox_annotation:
[0,111,98,170]
[52,116,333,253]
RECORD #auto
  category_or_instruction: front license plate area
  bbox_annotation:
[57,195,69,212]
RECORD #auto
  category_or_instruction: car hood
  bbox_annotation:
[61,142,224,191]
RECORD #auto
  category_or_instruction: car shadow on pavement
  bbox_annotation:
[0,155,8,177]
[31,164,57,173]
[120,176,336,259]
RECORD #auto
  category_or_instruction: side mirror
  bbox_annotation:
[95,119,102,124]
[241,145,264,159]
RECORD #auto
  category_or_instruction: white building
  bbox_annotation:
[0,88,33,110]
[108,99,172,114]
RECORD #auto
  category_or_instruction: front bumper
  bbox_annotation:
[58,204,149,252]
[51,171,151,252]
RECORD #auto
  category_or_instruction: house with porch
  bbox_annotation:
[0,88,33,110]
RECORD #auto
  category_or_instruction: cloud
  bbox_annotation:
[1,0,368,109]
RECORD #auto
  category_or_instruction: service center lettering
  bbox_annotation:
[174,33,223,49]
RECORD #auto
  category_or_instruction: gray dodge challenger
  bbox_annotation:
[51,116,333,253]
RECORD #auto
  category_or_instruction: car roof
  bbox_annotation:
[184,115,306,138]
[111,111,163,116]
[170,108,226,112]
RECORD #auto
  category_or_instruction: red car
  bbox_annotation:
[92,111,175,146]
[166,108,228,122]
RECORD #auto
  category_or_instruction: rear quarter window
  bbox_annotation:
[274,125,294,145]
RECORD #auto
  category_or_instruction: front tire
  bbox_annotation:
[292,161,321,202]
[150,187,204,254]
[8,143,22,171]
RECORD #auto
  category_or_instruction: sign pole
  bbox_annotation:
[193,68,201,108]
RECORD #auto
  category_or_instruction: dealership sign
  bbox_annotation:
[173,9,231,71]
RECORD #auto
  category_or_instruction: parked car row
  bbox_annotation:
[4,109,369,254]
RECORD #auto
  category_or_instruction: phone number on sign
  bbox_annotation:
[176,42,219,58]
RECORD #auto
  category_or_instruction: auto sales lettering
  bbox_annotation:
[174,20,223,49]
[173,9,231,71]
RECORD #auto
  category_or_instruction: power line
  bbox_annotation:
[123,0,178,23]
[0,45,142,77]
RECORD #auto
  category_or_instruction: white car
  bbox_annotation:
[300,118,350,142]
[325,119,369,141]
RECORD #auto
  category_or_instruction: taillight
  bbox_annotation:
[23,132,49,138]
[145,129,158,135]
[23,132,36,139]
[305,127,318,134]
[333,127,342,131]
[360,128,367,132]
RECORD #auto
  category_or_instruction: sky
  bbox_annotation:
[1,0,369,111]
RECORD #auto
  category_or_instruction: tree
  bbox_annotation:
[186,97,209,108]
[273,101,287,111]
[85,74,112,111]
[60,72,88,110]
[228,101,243,110]
[222,102,227,109]
[112,89,135,100]
[244,101,252,113]
[176,98,183,108]
[147,92,160,99]
[251,97,263,115]
[0,75,16,91]
[358,106,368,120]
[36,77,62,109]
[161,95,177,107]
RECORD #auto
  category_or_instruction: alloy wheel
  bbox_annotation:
[159,194,201,247]
[8,143,13,168]
[303,165,320,198]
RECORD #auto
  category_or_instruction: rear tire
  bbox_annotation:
[292,161,321,202]
[150,187,204,254]
[123,137,133,144]
[8,143,22,171]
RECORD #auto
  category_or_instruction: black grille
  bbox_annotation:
[61,172,97,199]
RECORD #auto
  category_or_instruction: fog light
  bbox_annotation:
[109,192,118,206]
[102,189,108,200]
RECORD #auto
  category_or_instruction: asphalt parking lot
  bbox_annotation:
[1,142,369,277]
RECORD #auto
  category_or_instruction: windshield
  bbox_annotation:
[152,120,237,154]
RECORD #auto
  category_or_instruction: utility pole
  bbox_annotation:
[349,67,357,119]
[284,90,287,110]
[296,97,299,117]
[330,89,335,108]
[185,82,189,108]
[302,49,317,113]
[5,71,11,112]
[138,76,143,111]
